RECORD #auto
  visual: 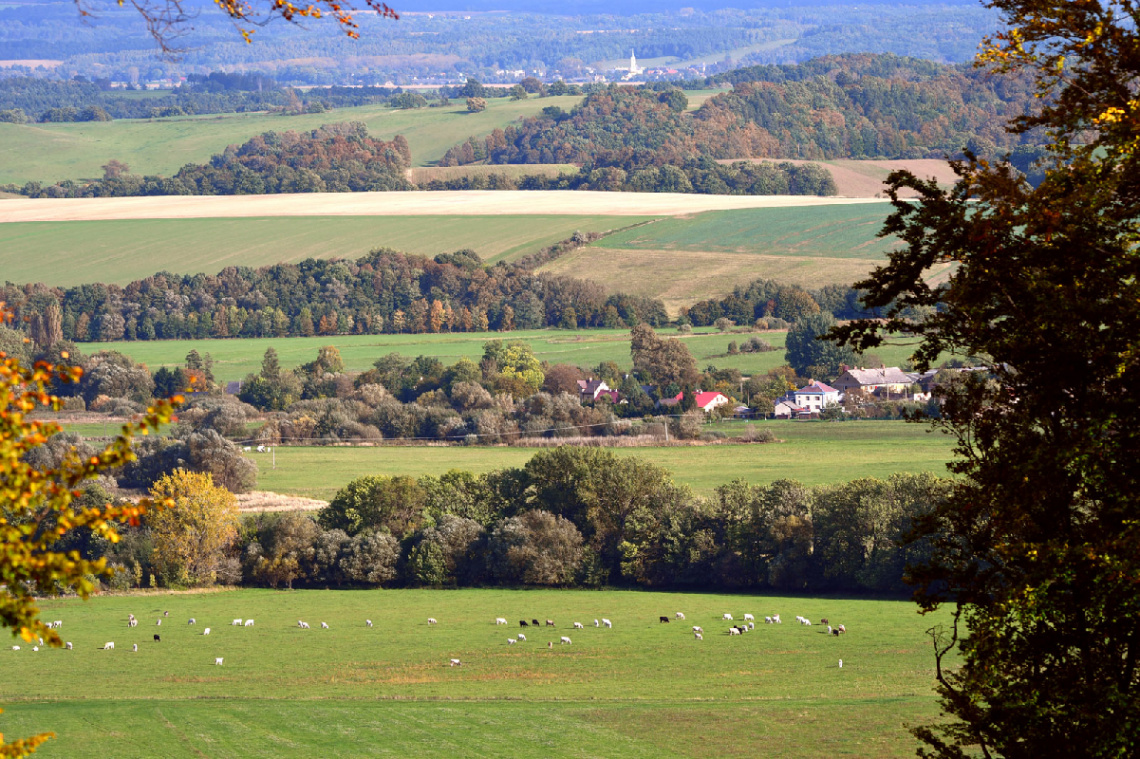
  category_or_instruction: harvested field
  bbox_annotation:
[0,192,890,223]
[408,164,578,184]
[725,158,958,197]
[236,491,327,512]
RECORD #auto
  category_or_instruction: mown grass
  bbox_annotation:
[247,420,953,500]
[1,587,948,757]
[0,95,584,185]
[0,214,653,287]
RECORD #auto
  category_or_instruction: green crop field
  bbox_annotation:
[1,587,949,757]
[82,326,927,384]
[245,420,953,500]
[540,205,952,312]
[0,95,584,185]
[0,214,653,287]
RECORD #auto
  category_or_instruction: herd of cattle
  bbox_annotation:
[7,607,848,667]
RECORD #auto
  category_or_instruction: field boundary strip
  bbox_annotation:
[0,192,893,223]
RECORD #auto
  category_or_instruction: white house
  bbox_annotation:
[793,381,840,412]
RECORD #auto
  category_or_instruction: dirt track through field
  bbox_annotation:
[0,191,891,223]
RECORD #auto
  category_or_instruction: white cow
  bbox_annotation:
[132,644,138,652]
[573,622,584,629]
[692,626,703,633]
[244,620,255,627]
[694,632,703,640]
[560,636,572,645]
[602,619,612,628]
[675,612,685,620]
[773,615,781,624]
[11,646,19,651]
[743,614,755,622]
[104,642,115,649]
[839,659,843,669]
[189,618,196,625]
[427,618,438,625]
[65,642,72,650]
[321,622,329,629]
[594,619,600,627]
[367,620,374,628]
[232,619,243,626]
[128,619,138,627]
[495,618,507,625]
[243,446,252,452]
[722,613,733,621]
[728,628,741,636]
[450,659,461,667]
[203,628,211,636]
[507,638,517,645]
[517,633,526,642]
[215,657,224,666]
[257,445,265,453]
[156,619,161,626]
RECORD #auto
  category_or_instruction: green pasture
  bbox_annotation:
[1,587,948,757]
[0,214,653,287]
[249,420,953,500]
[0,95,584,185]
[82,326,926,384]
[80,328,791,382]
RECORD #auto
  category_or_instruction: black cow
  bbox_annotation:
[659,616,670,623]
[531,619,540,627]
[154,634,161,642]
[519,620,529,627]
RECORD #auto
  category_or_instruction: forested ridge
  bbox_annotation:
[441,54,1042,169]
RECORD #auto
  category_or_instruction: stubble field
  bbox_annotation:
[1,587,950,758]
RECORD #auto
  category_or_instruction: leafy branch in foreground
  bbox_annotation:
[0,302,180,757]
[828,0,1140,755]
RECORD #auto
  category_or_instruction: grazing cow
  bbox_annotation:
[675,612,685,620]
[548,641,553,649]
[38,637,43,646]
[773,615,781,624]
[11,646,19,651]
[728,628,741,636]
[321,622,330,629]
[243,446,252,452]
[832,628,841,637]
[65,642,72,650]
[232,619,243,626]
[495,618,507,625]
[518,633,526,642]
[743,614,755,622]
[573,622,584,629]
[594,619,600,627]
[428,618,438,625]
[723,613,733,621]
[659,616,670,623]
[367,620,373,628]
[545,620,555,627]
[837,624,846,634]
[215,657,224,666]
[132,644,138,652]
[531,619,540,627]
[257,445,265,453]
[104,642,115,649]
[507,638,517,645]
[189,618,196,625]
[450,659,461,667]
[735,625,748,634]
[154,634,161,642]
[694,632,703,640]
[839,659,843,669]
[163,611,169,617]
[765,616,773,624]
[245,620,255,627]
[203,628,211,636]
[156,619,161,626]
[520,620,529,627]
[128,619,138,628]
[560,636,572,645]
[804,619,812,626]
[33,647,38,652]
[602,619,612,628]
[821,618,829,626]
[692,626,703,633]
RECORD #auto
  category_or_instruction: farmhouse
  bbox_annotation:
[662,390,731,412]
[793,381,840,412]
[773,399,807,419]
[832,367,914,398]
[577,378,612,401]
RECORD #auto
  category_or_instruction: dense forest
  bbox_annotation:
[440,55,1043,168]
[0,245,669,342]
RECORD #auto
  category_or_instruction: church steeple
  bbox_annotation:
[629,49,639,75]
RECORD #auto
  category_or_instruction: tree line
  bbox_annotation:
[62,448,949,594]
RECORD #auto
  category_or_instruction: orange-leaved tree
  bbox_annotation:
[0,303,180,757]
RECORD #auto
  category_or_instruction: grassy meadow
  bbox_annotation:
[0,214,654,287]
[244,420,953,501]
[81,325,927,384]
[0,95,585,185]
[1,587,949,757]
